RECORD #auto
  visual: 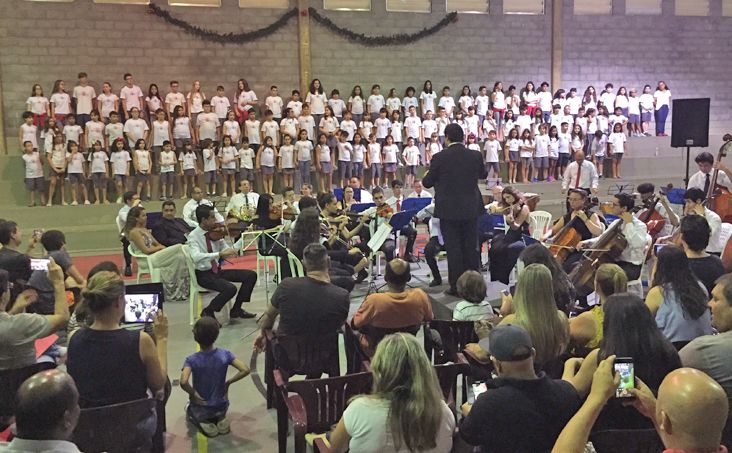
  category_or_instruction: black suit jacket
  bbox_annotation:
[422,143,487,220]
[152,217,193,246]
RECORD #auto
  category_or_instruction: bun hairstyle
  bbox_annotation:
[594,263,628,298]
[81,271,125,313]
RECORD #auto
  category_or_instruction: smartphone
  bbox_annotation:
[500,289,510,297]
[30,258,50,271]
[614,357,635,398]
[468,382,488,404]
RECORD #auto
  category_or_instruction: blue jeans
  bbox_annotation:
[542,112,550,123]
[654,105,669,135]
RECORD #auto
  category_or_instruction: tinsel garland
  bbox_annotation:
[307,7,458,47]
[146,3,298,44]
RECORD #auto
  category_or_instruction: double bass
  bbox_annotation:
[547,198,599,265]
[568,219,628,295]
[705,134,732,223]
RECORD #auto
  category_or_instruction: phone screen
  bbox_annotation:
[500,289,510,297]
[123,294,161,323]
[614,359,635,398]
[468,382,488,404]
[654,244,665,255]
[30,258,50,271]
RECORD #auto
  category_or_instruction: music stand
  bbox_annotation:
[334,188,344,201]
[402,198,432,213]
[390,210,427,285]
[350,202,376,213]
[606,183,635,196]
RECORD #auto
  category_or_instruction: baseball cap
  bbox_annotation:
[478,324,534,362]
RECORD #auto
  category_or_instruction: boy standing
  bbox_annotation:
[22,141,45,207]
[210,86,231,126]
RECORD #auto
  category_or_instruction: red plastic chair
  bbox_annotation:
[343,322,421,373]
[433,360,471,411]
[72,397,158,453]
[273,369,372,453]
[424,320,479,364]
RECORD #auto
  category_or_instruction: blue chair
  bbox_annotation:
[665,188,686,205]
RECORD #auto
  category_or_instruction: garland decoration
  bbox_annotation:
[308,7,458,47]
[147,3,298,44]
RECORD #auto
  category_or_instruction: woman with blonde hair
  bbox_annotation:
[569,263,627,350]
[329,333,455,453]
[500,263,569,368]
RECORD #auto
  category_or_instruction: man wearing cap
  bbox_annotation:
[459,324,582,452]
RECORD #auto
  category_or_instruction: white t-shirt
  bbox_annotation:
[245,120,261,144]
[223,120,241,143]
[107,130,128,157]
[123,118,149,148]
[319,117,339,135]
[145,96,162,114]
[348,96,365,115]
[615,95,629,109]
[305,92,326,115]
[96,93,118,119]
[340,120,357,141]
[26,96,49,115]
[187,92,205,114]
[628,97,641,115]
[359,120,374,139]
[173,117,192,140]
[403,145,420,166]
[238,90,258,112]
[89,150,109,174]
[492,91,507,110]
[85,121,105,148]
[20,124,38,149]
[342,397,455,453]
[390,121,403,143]
[568,96,582,115]
[404,116,422,139]
[63,125,82,146]
[261,120,280,146]
[202,148,217,172]
[520,139,534,158]
[218,146,239,170]
[210,95,231,119]
[47,145,68,169]
[238,147,255,169]
[402,96,418,113]
[422,119,437,140]
[50,93,71,115]
[429,142,442,157]
[22,152,44,178]
[295,140,313,162]
[438,96,456,117]
[640,93,655,113]
[317,144,331,163]
[374,118,391,139]
[337,142,352,162]
[465,115,479,137]
[151,120,170,147]
[558,132,571,154]
[159,149,176,173]
[548,137,559,159]
[328,98,346,117]
[279,144,295,168]
[367,94,385,114]
[508,138,521,153]
[298,116,315,141]
[134,149,151,172]
[484,139,500,163]
[287,100,303,117]
[179,151,197,171]
[165,92,186,113]
[197,112,220,142]
[523,90,538,107]
[260,146,276,167]
[458,95,474,113]
[353,143,365,163]
[654,90,672,109]
[266,96,284,118]
[475,95,490,116]
[419,91,437,114]
[534,134,550,158]
[609,115,628,128]
[608,132,627,154]
[538,91,553,112]
[385,98,401,115]
[368,143,382,164]
[383,144,398,163]
[120,85,143,111]
[281,117,299,140]
[599,92,616,110]
[67,152,85,174]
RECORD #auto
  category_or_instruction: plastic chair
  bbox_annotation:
[181,245,228,326]
[256,251,280,286]
[287,253,305,278]
[73,398,158,453]
[127,244,160,284]
[423,320,479,364]
[433,360,471,411]
[0,363,56,428]
[274,369,372,453]
[710,222,732,255]
[528,210,553,240]
[589,429,663,453]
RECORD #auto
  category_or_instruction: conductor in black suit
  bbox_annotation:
[423,124,488,295]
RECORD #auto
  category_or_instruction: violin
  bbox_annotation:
[376,204,394,218]
[281,203,298,220]
[268,203,283,221]
[568,219,628,295]
[206,223,229,242]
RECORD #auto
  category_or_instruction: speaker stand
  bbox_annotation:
[684,146,691,187]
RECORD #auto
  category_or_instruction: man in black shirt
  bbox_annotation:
[253,243,350,350]
[0,220,36,299]
[151,200,193,246]
[460,325,582,453]
[679,215,725,295]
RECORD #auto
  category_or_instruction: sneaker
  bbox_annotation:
[216,418,231,435]
[46,203,52,207]
[198,421,219,437]
[221,192,227,197]
[116,197,123,203]
[547,176,555,182]
[429,279,442,287]
[70,201,77,206]
[84,200,90,205]
[355,269,368,284]
[159,196,166,201]
[229,308,256,319]
[531,178,539,183]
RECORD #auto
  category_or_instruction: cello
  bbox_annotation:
[547,198,599,265]
[705,134,732,223]
[568,219,628,295]
[636,187,670,238]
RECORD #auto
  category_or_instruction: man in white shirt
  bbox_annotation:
[225,180,259,229]
[636,182,679,237]
[561,151,599,195]
[417,202,443,286]
[182,186,215,228]
[1,370,83,453]
[72,72,96,129]
[580,192,648,281]
[188,204,257,319]
[385,180,417,262]
[348,177,373,203]
[687,151,732,192]
[407,179,432,199]
[116,191,141,276]
[684,187,724,255]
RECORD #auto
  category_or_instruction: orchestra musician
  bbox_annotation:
[317,192,369,282]
[687,151,732,191]
[361,187,396,261]
[578,193,649,281]
[416,202,444,287]
[385,179,418,263]
[683,188,724,255]
[545,188,604,272]
[407,180,432,199]
[560,151,599,196]
[225,180,259,230]
[488,186,530,284]
[636,183,678,236]
[337,186,358,213]
[182,186,216,228]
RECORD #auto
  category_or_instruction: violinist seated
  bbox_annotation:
[337,186,358,213]
[577,193,649,281]
[294,183,314,212]
[318,192,370,282]
[385,180,418,263]
[488,186,531,285]
[682,188,724,255]
[280,186,299,231]
[225,180,260,232]
[360,187,397,262]
[687,151,732,191]
[545,188,605,273]
[636,183,679,237]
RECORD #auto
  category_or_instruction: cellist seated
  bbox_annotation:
[683,188,724,255]
[545,188,605,273]
[577,193,649,281]
[636,183,679,237]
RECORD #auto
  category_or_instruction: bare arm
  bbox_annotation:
[328,418,351,453]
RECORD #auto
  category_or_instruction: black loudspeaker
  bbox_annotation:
[671,98,710,148]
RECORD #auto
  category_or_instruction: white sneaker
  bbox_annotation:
[70,201,77,206]
[221,192,227,197]
[116,197,122,203]
[216,418,231,435]
[84,200,90,205]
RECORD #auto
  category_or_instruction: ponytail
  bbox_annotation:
[595,264,628,299]
[82,271,124,313]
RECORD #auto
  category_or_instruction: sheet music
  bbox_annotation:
[367,222,394,252]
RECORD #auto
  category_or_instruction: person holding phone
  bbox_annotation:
[0,220,42,301]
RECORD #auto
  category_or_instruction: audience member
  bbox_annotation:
[1,370,82,452]
[646,245,712,349]
[116,190,141,276]
[124,206,189,302]
[0,258,69,370]
[352,258,434,355]
[569,263,627,351]
[152,200,193,246]
[518,243,576,313]
[0,220,37,298]
[328,333,455,453]
[181,317,250,438]
[680,273,732,445]
[254,243,350,350]
[460,324,582,452]
[66,261,121,337]
[27,230,85,314]
[452,270,495,321]
[679,214,725,294]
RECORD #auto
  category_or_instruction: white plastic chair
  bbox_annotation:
[287,253,305,278]
[182,245,229,326]
[127,244,160,284]
[627,234,653,298]
[528,211,553,240]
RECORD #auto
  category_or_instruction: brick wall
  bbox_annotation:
[1,0,730,156]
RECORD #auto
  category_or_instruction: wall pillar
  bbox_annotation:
[0,59,6,155]
[298,0,312,96]
[551,0,562,91]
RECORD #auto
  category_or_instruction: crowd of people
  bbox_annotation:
[18,73,673,206]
